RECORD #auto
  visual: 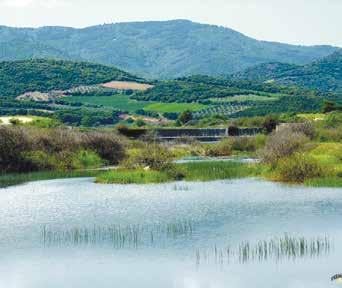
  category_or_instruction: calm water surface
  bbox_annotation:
[0,178,341,288]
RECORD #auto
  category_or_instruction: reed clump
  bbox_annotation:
[42,221,195,248]
[195,234,332,266]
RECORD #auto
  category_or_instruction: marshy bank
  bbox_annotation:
[1,111,341,188]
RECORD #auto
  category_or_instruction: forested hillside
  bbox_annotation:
[234,50,342,92]
[0,20,338,78]
[0,59,143,98]
[0,58,340,126]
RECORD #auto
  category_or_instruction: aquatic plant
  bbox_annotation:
[195,234,332,265]
[41,220,195,248]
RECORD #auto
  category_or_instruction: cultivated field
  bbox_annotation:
[65,95,148,112]
[144,102,206,113]
[101,81,154,91]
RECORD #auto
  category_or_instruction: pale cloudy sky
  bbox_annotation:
[0,0,341,47]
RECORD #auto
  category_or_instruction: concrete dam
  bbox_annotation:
[119,127,263,142]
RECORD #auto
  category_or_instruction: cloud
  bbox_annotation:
[0,0,69,8]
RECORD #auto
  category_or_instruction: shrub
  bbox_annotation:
[81,132,126,164]
[255,134,267,150]
[261,129,309,165]
[123,143,173,170]
[289,122,316,139]
[262,116,279,134]
[317,128,342,142]
[9,118,22,126]
[135,119,146,127]
[162,164,186,181]
[205,136,260,157]
[0,126,32,172]
[29,117,61,128]
[322,101,341,113]
[205,139,233,156]
[230,137,257,152]
[178,110,193,124]
[30,128,81,153]
[324,112,342,128]
[228,126,239,136]
[275,153,323,183]
[0,126,125,172]
[71,150,104,169]
[22,151,56,170]
[96,169,171,184]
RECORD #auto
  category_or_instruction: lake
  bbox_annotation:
[1,178,341,288]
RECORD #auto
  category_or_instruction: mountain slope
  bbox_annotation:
[0,20,338,79]
[0,59,144,98]
[234,50,342,92]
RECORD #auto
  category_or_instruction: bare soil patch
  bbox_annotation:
[101,81,154,91]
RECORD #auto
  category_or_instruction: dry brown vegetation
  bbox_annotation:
[0,126,126,172]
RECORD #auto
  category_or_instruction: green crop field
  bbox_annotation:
[64,95,148,112]
[144,102,206,113]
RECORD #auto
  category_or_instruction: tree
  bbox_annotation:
[178,110,193,124]
[228,126,239,136]
[262,116,278,134]
[9,118,22,126]
[322,101,341,113]
[135,119,146,127]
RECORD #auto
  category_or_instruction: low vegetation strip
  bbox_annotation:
[0,111,341,188]
[144,102,206,113]
[96,162,259,185]
[96,169,171,184]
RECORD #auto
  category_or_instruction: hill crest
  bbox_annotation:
[0,20,338,79]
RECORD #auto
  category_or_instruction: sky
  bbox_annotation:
[0,0,341,47]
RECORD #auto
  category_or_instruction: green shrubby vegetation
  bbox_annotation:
[0,126,125,173]
[0,21,338,79]
[234,51,342,92]
[53,109,121,127]
[260,129,310,166]
[259,112,342,184]
[274,153,324,183]
[204,136,264,157]
[96,161,258,185]
[180,162,258,182]
[1,110,341,187]
[96,169,171,184]
[0,59,142,98]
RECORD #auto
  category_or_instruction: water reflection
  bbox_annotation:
[1,178,341,288]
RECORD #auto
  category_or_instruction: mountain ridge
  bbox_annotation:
[0,20,338,79]
[233,50,342,92]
